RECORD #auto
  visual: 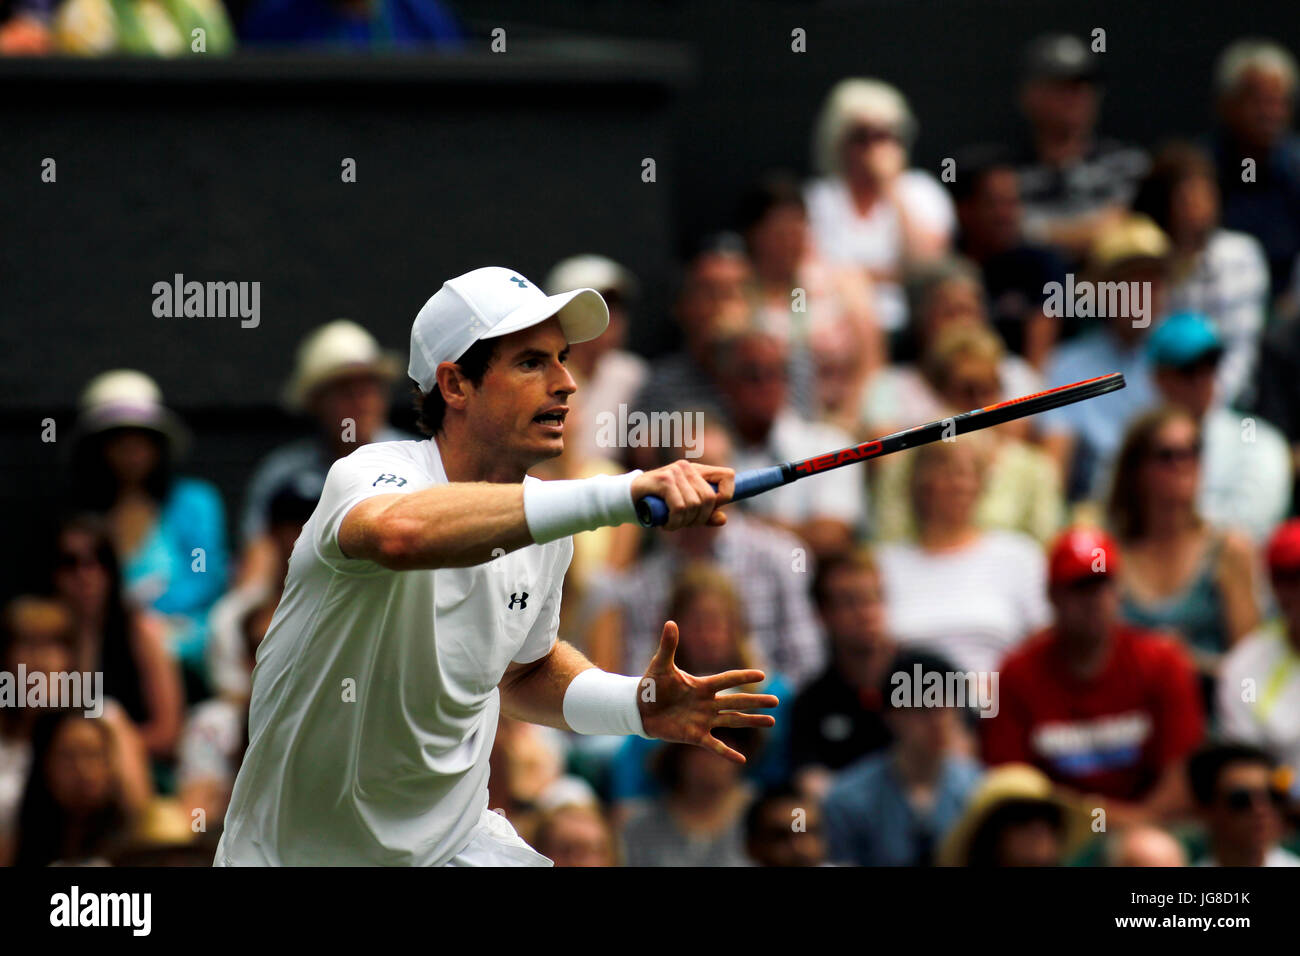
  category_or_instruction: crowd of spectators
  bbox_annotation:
[5,32,1300,868]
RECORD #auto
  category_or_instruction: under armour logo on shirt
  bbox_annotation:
[507,592,529,610]
[372,474,408,487]
[509,276,528,288]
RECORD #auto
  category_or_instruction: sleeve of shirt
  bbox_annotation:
[1151,639,1207,764]
[511,537,573,665]
[313,447,421,570]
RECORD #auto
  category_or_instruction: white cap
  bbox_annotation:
[409,266,609,393]
[77,369,189,456]
[283,319,401,410]
[545,254,638,299]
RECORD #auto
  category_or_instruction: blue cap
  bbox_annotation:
[1147,312,1223,368]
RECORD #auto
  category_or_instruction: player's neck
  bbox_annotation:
[432,430,530,484]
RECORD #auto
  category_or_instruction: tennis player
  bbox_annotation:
[215,266,778,866]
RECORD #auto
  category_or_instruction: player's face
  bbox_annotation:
[469,318,576,468]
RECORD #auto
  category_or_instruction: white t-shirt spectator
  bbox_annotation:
[877,530,1051,673]
[805,172,957,332]
[1199,407,1293,543]
[731,409,868,534]
[1167,230,1269,408]
[1218,623,1300,798]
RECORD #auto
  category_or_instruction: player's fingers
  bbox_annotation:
[713,693,780,712]
[700,465,735,504]
[701,669,767,693]
[661,474,689,531]
[683,465,718,525]
[706,509,728,527]
[713,712,776,729]
[648,620,680,671]
[673,465,705,528]
[699,733,747,765]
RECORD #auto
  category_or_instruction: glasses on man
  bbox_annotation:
[1220,786,1287,812]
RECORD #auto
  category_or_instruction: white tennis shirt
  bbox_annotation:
[216,437,572,865]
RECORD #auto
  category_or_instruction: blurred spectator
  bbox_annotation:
[873,326,1064,544]
[13,707,152,867]
[951,145,1069,368]
[630,238,754,450]
[54,0,233,56]
[68,370,229,693]
[489,716,599,842]
[938,764,1088,866]
[876,437,1051,673]
[717,328,867,557]
[808,318,872,439]
[737,173,881,414]
[609,564,793,804]
[822,650,982,866]
[1015,34,1149,262]
[1188,742,1299,865]
[0,597,77,865]
[531,803,619,867]
[1148,312,1292,543]
[239,320,409,585]
[982,527,1204,824]
[619,727,759,867]
[744,783,827,866]
[51,515,184,762]
[859,257,1043,438]
[1209,39,1300,299]
[1105,824,1189,866]
[792,550,895,799]
[1218,519,1300,791]
[806,78,956,333]
[177,474,321,828]
[1108,406,1260,674]
[1038,216,1167,499]
[584,419,824,689]
[543,255,648,464]
[1133,143,1269,407]
[0,0,53,53]
[238,0,461,49]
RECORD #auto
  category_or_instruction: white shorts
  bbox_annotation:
[443,807,553,867]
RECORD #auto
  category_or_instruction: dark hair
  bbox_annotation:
[14,710,128,867]
[880,648,960,710]
[743,782,807,842]
[966,798,1064,867]
[1106,405,1202,541]
[68,427,173,510]
[1188,742,1276,806]
[812,549,880,611]
[49,514,149,724]
[652,727,761,792]
[411,336,502,436]
[947,144,1017,203]
[1132,142,1218,233]
[736,172,806,237]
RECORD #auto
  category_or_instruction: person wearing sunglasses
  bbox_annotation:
[1188,742,1299,866]
[1106,406,1261,691]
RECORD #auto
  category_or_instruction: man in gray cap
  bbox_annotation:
[216,266,777,866]
[1015,32,1149,262]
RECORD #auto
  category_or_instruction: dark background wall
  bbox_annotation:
[2,0,1297,591]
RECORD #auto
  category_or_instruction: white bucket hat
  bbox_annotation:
[76,369,189,457]
[283,319,402,410]
[408,266,608,394]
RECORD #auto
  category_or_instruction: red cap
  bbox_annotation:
[1048,527,1120,586]
[1266,519,1300,576]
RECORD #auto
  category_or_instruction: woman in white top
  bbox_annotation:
[876,436,1051,674]
[805,78,956,334]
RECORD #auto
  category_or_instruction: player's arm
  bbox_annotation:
[338,460,735,571]
[500,621,778,764]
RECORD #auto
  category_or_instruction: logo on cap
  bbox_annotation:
[510,276,528,288]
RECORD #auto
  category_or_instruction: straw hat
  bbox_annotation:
[283,319,401,410]
[76,369,189,457]
[938,763,1094,866]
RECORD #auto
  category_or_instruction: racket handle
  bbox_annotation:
[635,466,786,527]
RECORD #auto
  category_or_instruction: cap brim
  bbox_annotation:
[479,287,609,345]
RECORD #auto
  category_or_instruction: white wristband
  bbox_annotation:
[562,668,650,738]
[523,471,643,544]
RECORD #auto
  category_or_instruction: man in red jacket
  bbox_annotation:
[982,527,1205,825]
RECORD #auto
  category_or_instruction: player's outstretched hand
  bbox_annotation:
[630,460,734,531]
[636,620,778,763]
